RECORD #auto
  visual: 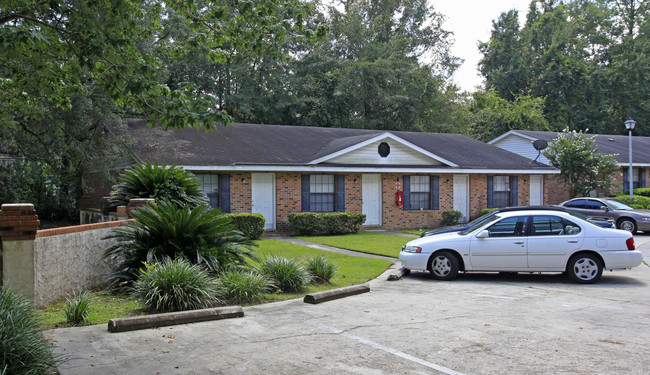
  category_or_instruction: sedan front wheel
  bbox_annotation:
[567,254,603,284]
[428,251,459,281]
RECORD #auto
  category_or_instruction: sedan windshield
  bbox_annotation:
[605,199,634,210]
[460,214,501,235]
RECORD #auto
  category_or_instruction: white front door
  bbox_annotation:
[530,175,544,206]
[362,174,382,226]
[453,175,470,222]
[252,173,276,230]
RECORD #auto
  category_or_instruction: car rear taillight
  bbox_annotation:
[626,237,635,250]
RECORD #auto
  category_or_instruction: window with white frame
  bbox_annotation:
[197,174,219,208]
[409,175,430,210]
[310,175,335,212]
[493,176,511,208]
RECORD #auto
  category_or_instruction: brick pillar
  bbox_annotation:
[0,204,40,299]
[116,205,128,219]
[126,198,156,216]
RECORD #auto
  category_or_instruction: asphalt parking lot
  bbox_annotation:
[49,236,650,375]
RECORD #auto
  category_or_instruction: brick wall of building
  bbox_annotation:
[220,171,547,231]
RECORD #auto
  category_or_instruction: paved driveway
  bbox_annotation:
[49,236,650,375]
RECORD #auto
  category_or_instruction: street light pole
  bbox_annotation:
[625,118,636,201]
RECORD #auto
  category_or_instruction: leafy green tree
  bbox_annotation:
[109,163,208,208]
[105,200,255,291]
[478,0,648,134]
[543,129,620,197]
[468,89,549,142]
[478,9,528,101]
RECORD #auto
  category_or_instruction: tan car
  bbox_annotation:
[559,197,650,234]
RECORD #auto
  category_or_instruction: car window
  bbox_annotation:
[530,215,581,236]
[585,200,605,210]
[605,199,634,210]
[486,216,527,237]
[564,199,586,209]
[460,214,500,235]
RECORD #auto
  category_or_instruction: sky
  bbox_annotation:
[431,0,532,92]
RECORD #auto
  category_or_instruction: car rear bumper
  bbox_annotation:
[399,252,430,271]
[601,250,644,270]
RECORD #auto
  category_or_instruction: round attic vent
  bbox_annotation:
[378,142,390,157]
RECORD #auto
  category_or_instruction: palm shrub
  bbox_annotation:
[62,291,92,325]
[104,200,255,291]
[0,287,60,374]
[304,256,337,284]
[217,268,272,304]
[256,256,311,293]
[109,162,208,208]
[133,258,220,313]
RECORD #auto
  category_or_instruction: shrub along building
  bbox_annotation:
[490,130,650,200]
[82,119,557,230]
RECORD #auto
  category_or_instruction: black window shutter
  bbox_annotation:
[403,175,411,210]
[301,175,310,212]
[642,168,646,188]
[511,176,518,206]
[623,168,629,193]
[487,176,494,208]
[431,175,439,210]
[219,174,231,213]
[336,175,346,212]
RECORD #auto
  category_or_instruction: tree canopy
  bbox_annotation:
[478,0,649,135]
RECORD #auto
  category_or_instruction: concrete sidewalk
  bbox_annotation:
[268,235,399,262]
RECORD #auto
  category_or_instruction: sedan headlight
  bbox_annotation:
[640,217,650,222]
[402,245,422,253]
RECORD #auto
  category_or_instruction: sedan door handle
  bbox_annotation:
[567,240,579,243]
[513,241,525,244]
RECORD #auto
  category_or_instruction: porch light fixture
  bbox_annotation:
[625,118,636,200]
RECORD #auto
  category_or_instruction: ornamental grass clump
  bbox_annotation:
[62,291,92,325]
[217,268,272,304]
[304,255,337,284]
[256,256,311,293]
[0,287,61,375]
[133,258,220,313]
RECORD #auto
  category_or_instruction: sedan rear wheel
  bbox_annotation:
[617,218,637,234]
[567,254,603,284]
[429,251,459,281]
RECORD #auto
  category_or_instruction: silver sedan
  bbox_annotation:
[558,197,650,234]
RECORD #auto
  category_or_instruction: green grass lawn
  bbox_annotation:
[393,229,425,236]
[250,238,392,302]
[295,231,411,258]
[38,291,146,329]
[38,238,392,327]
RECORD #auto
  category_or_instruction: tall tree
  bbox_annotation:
[478,0,648,135]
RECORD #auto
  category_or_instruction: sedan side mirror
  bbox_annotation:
[476,230,489,239]
[600,206,609,211]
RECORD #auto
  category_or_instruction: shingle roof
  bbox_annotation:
[513,130,650,164]
[121,119,553,171]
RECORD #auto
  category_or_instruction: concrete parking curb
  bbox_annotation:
[303,284,370,304]
[387,267,411,281]
[107,306,244,333]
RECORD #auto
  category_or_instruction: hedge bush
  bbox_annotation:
[440,210,463,226]
[633,188,650,197]
[480,208,499,216]
[288,212,366,235]
[613,194,650,209]
[227,213,265,240]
